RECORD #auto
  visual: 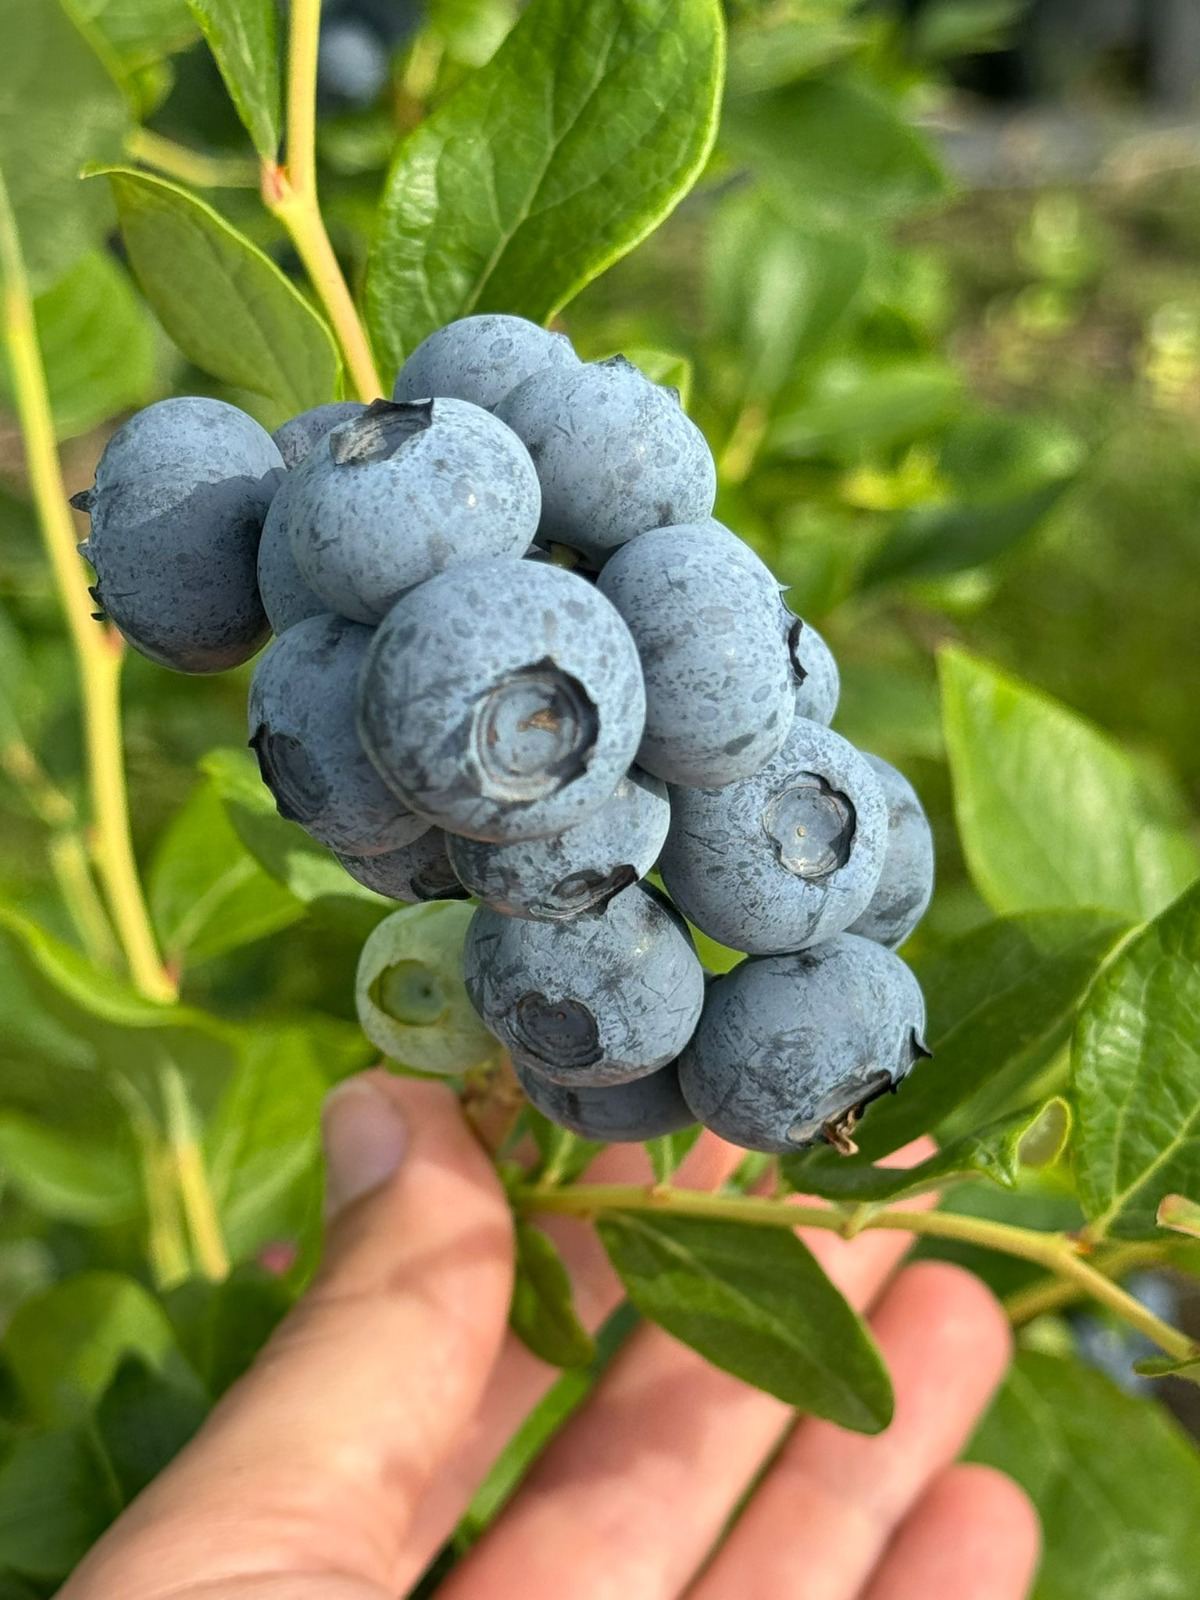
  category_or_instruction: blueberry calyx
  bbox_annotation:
[329,398,435,465]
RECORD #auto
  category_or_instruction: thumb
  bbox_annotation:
[63,1072,514,1600]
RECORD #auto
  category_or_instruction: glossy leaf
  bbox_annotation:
[1074,880,1200,1240]
[150,781,303,970]
[0,0,127,291]
[782,1098,1070,1204]
[722,76,948,225]
[100,167,340,416]
[2,1272,177,1425]
[186,0,280,159]
[940,648,1199,921]
[510,1221,595,1368]
[366,0,725,381]
[967,1351,1200,1600]
[598,1212,892,1430]
[0,250,156,440]
[0,1112,139,1224]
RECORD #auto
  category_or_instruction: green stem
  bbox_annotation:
[47,833,121,969]
[110,1075,190,1290]
[514,1182,1197,1364]
[0,170,175,1003]
[1003,1242,1167,1327]
[125,127,259,189]
[162,1060,230,1282]
[1,735,119,965]
[263,0,382,400]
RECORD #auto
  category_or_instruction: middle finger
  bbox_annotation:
[433,1149,939,1600]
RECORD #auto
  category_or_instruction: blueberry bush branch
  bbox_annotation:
[0,170,175,1005]
[513,1181,1199,1364]
[1003,1242,1167,1327]
[263,0,383,401]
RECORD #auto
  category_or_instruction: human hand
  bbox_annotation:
[60,1070,1040,1600]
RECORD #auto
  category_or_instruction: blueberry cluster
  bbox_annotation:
[72,313,935,1157]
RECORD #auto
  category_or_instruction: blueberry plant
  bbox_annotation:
[1,1,1199,1593]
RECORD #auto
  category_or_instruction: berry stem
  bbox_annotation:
[513,1181,1197,1363]
[264,0,383,402]
[0,171,176,1004]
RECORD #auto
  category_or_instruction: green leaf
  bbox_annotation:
[597,1212,892,1430]
[366,0,726,381]
[967,1351,1200,1600]
[645,1124,702,1185]
[0,0,128,292]
[0,1572,44,1599]
[510,1221,595,1368]
[1073,879,1200,1240]
[726,9,864,94]
[722,76,948,226]
[0,249,156,439]
[863,414,1084,587]
[428,0,519,67]
[76,0,198,72]
[525,1108,603,1186]
[768,354,961,460]
[0,1427,114,1580]
[0,1111,139,1224]
[150,780,303,969]
[99,167,340,416]
[165,1267,291,1397]
[0,905,236,1056]
[794,910,1125,1166]
[911,0,1026,60]
[2,1272,177,1425]
[200,747,382,908]
[707,190,867,402]
[1134,1353,1200,1386]
[205,1025,327,1258]
[94,1356,208,1500]
[1157,1194,1200,1239]
[940,648,1200,922]
[780,1098,1070,1204]
[186,0,280,160]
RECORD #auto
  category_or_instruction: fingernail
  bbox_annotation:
[322,1077,408,1218]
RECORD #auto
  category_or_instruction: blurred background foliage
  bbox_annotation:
[2,0,1200,1590]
